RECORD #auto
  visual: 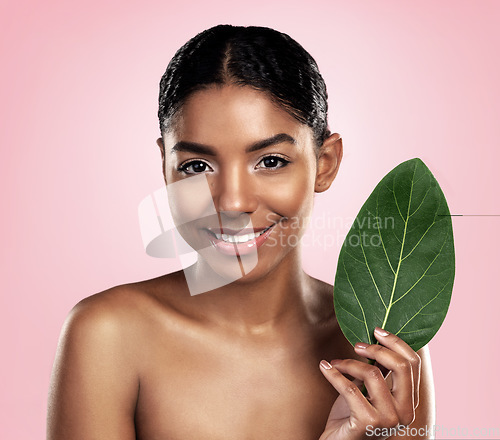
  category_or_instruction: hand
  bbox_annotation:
[318,328,421,440]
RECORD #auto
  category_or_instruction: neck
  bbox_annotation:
[186,247,313,335]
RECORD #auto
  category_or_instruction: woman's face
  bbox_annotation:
[159,85,338,283]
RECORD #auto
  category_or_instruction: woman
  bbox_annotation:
[47,25,435,440]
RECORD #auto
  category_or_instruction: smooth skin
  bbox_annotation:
[47,85,435,440]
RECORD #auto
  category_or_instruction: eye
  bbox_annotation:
[177,160,213,175]
[256,155,290,170]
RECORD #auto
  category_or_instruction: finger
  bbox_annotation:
[373,328,422,408]
[354,342,414,425]
[319,360,375,421]
[330,358,399,425]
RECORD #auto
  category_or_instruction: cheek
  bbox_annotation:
[166,173,216,230]
[258,166,316,219]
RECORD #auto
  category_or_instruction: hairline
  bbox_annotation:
[161,82,323,154]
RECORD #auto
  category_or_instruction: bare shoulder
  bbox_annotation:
[47,270,188,439]
[52,269,189,381]
[53,268,194,375]
[415,344,436,426]
[66,269,188,328]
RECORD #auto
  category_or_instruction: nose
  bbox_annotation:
[210,164,258,217]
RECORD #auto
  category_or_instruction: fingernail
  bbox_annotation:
[374,327,390,336]
[320,360,332,370]
[355,342,369,349]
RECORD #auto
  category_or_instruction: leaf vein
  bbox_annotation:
[343,258,371,341]
[372,196,396,275]
[358,229,387,309]
[409,185,432,218]
[337,303,365,323]
[395,281,450,336]
[393,232,450,305]
[392,178,405,222]
[401,221,436,262]
[381,162,418,329]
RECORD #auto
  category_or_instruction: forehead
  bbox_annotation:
[166,85,314,148]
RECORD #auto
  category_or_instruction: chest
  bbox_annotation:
[134,332,339,440]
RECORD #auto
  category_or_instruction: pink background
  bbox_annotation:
[1,1,499,438]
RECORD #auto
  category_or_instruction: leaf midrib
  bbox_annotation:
[380,163,417,329]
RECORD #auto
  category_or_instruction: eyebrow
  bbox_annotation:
[170,133,297,155]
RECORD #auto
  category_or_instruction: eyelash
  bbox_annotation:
[177,155,291,175]
[256,154,290,170]
[177,159,213,175]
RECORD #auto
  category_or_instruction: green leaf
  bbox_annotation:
[333,158,455,352]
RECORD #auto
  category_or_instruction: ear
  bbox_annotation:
[157,137,168,184]
[314,133,343,193]
[156,137,165,161]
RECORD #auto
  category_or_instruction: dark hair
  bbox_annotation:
[158,25,331,148]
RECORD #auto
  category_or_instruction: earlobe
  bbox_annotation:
[315,133,343,193]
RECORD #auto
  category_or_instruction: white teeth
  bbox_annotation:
[213,228,269,243]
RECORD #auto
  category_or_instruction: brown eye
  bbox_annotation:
[178,160,213,174]
[257,156,290,170]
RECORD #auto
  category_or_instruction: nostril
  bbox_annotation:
[215,197,258,215]
[219,210,245,217]
[217,211,253,229]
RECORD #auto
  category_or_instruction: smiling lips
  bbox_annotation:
[204,224,275,256]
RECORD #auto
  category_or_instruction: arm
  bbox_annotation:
[318,329,435,440]
[47,298,139,440]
